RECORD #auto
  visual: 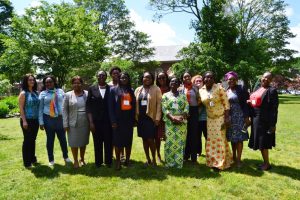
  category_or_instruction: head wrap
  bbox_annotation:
[225,71,238,81]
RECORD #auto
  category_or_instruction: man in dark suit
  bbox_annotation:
[86,70,112,167]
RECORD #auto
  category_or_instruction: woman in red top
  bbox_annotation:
[248,72,279,170]
[155,72,170,163]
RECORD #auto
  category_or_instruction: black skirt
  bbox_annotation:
[137,96,156,139]
[113,110,134,148]
[248,107,275,150]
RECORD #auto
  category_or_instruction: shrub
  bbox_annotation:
[0,96,19,115]
[1,96,18,109]
[0,78,12,96]
[0,102,9,118]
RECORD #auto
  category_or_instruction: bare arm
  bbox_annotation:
[18,92,28,129]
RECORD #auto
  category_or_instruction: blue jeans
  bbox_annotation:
[43,114,68,162]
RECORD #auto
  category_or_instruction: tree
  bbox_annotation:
[198,0,238,66]
[228,0,296,71]
[172,42,229,81]
[101,58,160,88]
[149,0,202,30]
[151,0,296,87]
[0,1,109,86]
[75,0,154,62]
[0,0,13,55]
[0,75,12,95]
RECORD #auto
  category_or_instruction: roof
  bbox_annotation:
[143,45,187,62]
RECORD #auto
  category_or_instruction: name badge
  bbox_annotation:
[251,100,256,105]
[123,100,130,106]
[172,103,178,109]
[209,101,214,107]
[141,100,147,106]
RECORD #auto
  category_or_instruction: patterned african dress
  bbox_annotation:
[162,92,189,168]
[226,89,249,143]
[199,84,233,170]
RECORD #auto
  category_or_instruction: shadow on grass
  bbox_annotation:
[30,160,221,180]
[229,159,264,177]
[30,164,60,179]
[279,95,300,104]
[30,158,299,181]
[230,159,300,180]
[269,164,300,181]
[0,134,13,141]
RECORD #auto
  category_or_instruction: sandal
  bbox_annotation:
[79,160,86,166]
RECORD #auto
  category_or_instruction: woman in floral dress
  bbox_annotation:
[199,71,233,170]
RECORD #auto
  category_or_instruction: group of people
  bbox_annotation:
[19,67,279,171]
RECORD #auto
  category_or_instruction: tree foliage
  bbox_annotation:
[149,0,202,30]
[0,0,13,55]
[101,58,160,88]
[198,0,238,66]
[172,42,229,80]
[229,0,296,71]
[75,0,154,62]
[0,1,109,86]
[150,0,296,86]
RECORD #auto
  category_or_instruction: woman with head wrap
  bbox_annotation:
[225,71,250,168]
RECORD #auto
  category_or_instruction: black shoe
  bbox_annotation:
[106,163,112,168]
[25,164,32,169]
[258,164,272,171]
[95,164,102,168]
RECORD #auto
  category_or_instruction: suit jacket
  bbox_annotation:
[108,87,136,124]
[251,87,279,127]
[62,90,88,128]
[86,84,111,121]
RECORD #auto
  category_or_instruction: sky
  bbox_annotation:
[9,0,300,55]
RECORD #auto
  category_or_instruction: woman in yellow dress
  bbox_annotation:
[199,71,233,170]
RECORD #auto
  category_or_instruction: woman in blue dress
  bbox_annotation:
[225,71,250,167]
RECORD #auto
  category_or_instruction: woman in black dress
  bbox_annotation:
[135,72,162,166]
[248,72,279,170]
[109,72,136,170]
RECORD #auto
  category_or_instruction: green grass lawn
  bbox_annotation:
[0,95,299,200]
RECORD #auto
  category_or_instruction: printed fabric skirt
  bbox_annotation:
[164,119,187,169]
[206,116,233,170]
